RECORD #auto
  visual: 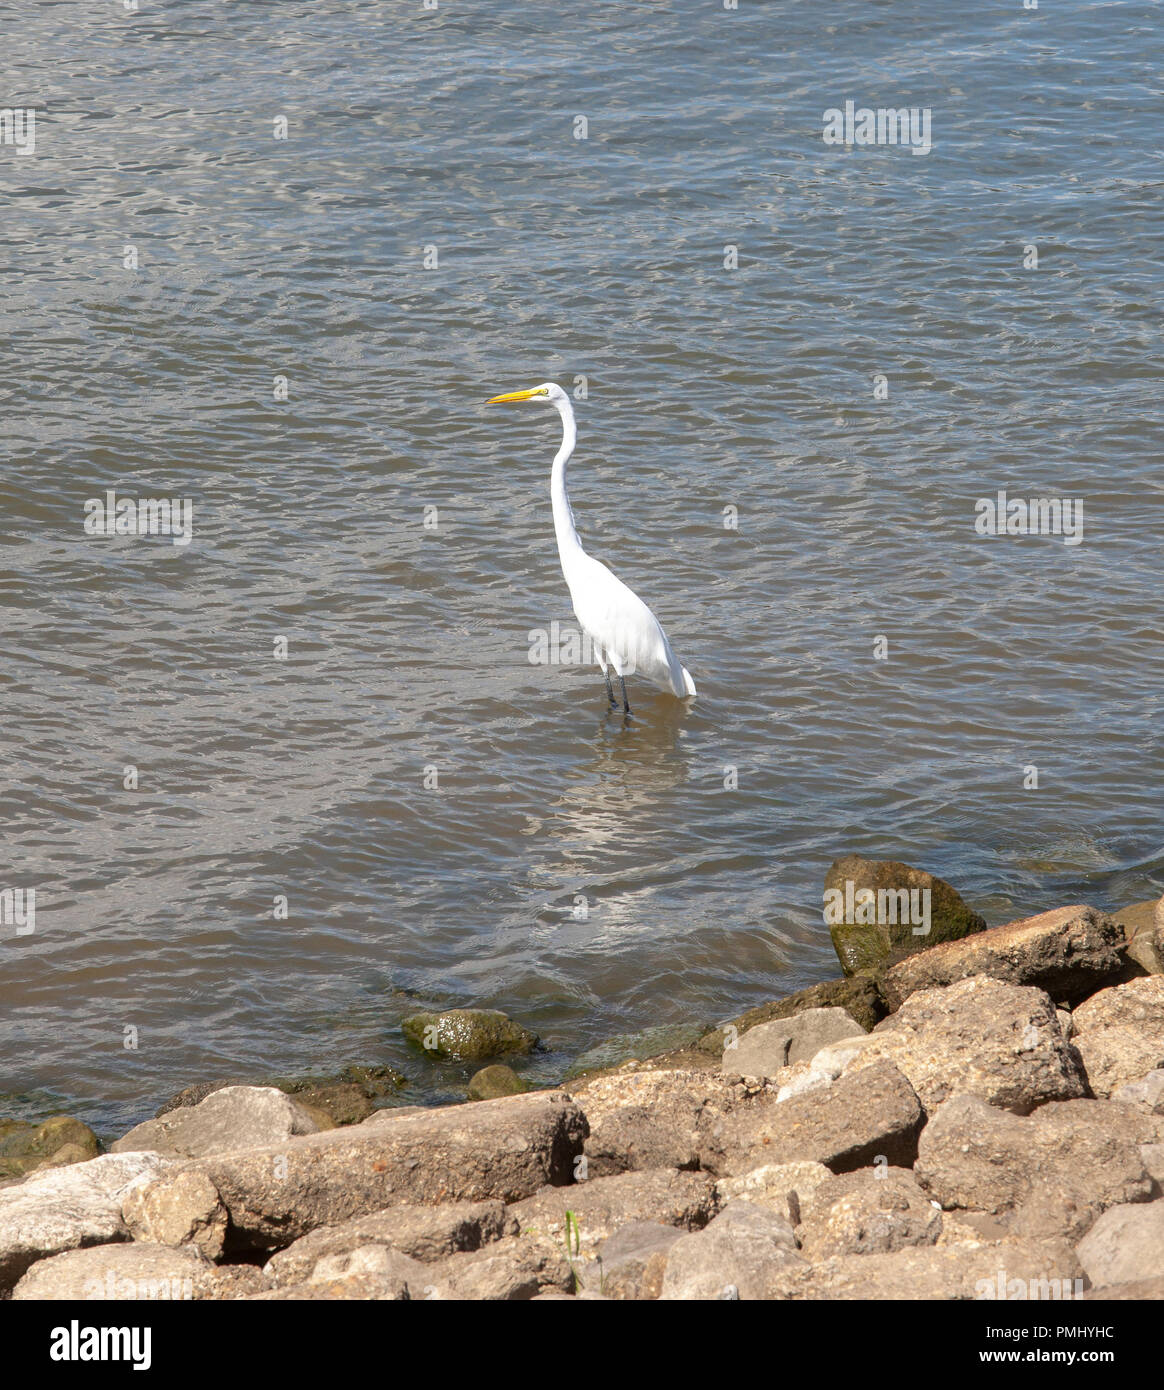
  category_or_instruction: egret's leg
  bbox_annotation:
[619,675,631,714]
[603,670,616,707]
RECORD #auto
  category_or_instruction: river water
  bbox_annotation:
[2,0,1160,1136]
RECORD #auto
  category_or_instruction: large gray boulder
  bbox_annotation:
[660,1200,804,1300]
[179,1090,587,1250]
[250,1269,415,1300]
[713,1161,833,1226]
[431,1234,573,1300]
[12,1241,219,1301]
[1071,977,1164,1096]
[1140,1143,1164,1189]
[916,1094,1158,1235]
[857,976,1086,1114]
[797,1166,942,1258]
[765,1238,1083,1300]
[565,1067,737,1176]
[509,1168,715,1261]
[1074,1032,1164,1098]
[724,1007,864,1077]
[0,1152,170,1292]
[1112,1070,1164,1115]
[1085,1277,1164,1301]
[593,1221,683,1300]
[697,1058,924,1177]
[304,1245,434,1294]
[120,1168,228,1260]
[1077,1201,1164,1288]
[265,1200,516,1286]
[112,1085,322,1158]
[883,905,1129,1009]
[1074,975,1164,1033]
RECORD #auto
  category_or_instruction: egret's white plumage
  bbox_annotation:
[486,382,696,711]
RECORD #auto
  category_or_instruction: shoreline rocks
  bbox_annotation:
[2,880,1162,1301]
[181,1091,587,1252]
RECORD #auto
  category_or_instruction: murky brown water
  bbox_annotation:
[1,0,1160,1136]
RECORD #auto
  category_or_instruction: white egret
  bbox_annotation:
[486,382,696,713]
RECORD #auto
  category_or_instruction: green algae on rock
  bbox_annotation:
[824,855,987,976]
[0,1116,101,1180]
[402,1009,538,1062]
[467,1065,528,1100]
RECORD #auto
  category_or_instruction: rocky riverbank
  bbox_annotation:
[3,861,1163,1301]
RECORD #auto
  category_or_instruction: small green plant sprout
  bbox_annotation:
[563,1210,583,1292]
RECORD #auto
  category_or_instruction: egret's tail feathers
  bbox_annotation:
[682,667,697,698]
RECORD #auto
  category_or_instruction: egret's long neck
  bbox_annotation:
[550,394,586,571]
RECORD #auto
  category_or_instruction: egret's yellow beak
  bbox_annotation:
[485,387,547,404]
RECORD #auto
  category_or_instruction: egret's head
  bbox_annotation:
[485,382,566,406]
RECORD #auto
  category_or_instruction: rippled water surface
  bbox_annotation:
[2,0,1161,1135]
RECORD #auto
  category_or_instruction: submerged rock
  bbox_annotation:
[824,855,986,976]
[0,1115,101,1180]
[401,1009,538,1062]
[563,1023,711,1079]
[467,1065,527,1101]
[277,1066,407,1124]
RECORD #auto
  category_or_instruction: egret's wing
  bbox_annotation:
[567,554,687,694]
